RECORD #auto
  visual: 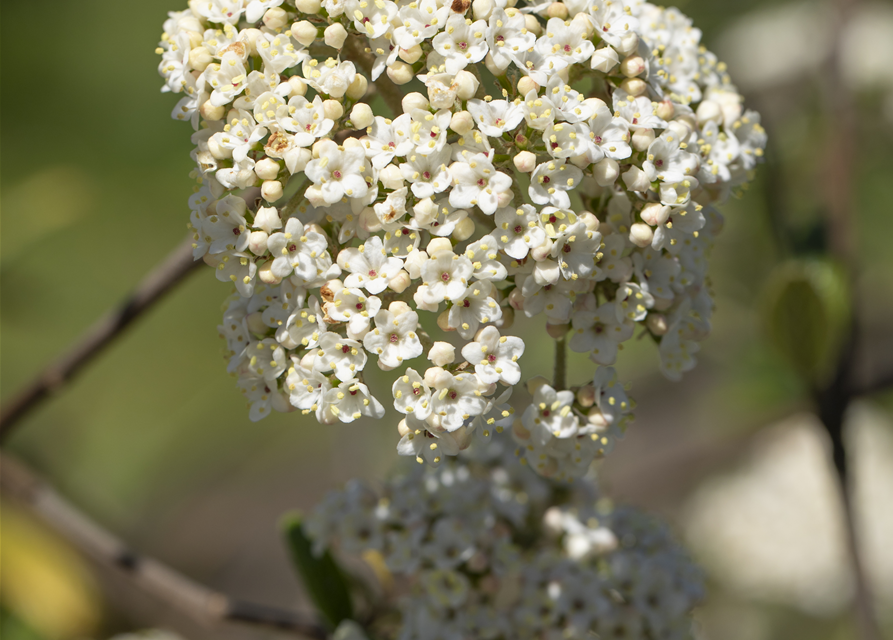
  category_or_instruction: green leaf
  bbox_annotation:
[281,511,354,630]
[762,259,851,386]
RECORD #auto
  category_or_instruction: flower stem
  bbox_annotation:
[554,334,567,391]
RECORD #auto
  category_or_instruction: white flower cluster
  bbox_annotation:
[159,0,765,477]
[305,438,704,639]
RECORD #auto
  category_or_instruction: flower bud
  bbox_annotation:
[587,407,608,427]
[399,44,423,64]
[255,158,280,180]
[526,375,549,395]
[484,53,506,77]
[517,76,538,96]
[530,237,553,261]
[496,305,514,330]
[261,180,283,202]
[324,23,348,49]
[571,12,594,38]
[263,7,289,29]
[253,206,282,233]
[404,249,429,278]
[388,270,411,293]
[640,202,670,226]
[579,211,600,232]
[696,99,723,126]
[496,189,514,208]
[402,92,430,113]
[620,77,647,96]
[513,150,537,173]
[646,313,668,336]
[258,261,282,285]
[631,127,655,152]
[346,74,368,99]
[428,343,456,366]
[543,507,566,536]
[246,312,267,335]
[189,46,213,71]
[546,2,568,18]
[300,350,317,372]
[295,0,321,13]
[524,14,542,36]
[287,76,308,97]
[512,419,531,441]
[620,55,646,78]
[240,28,262,56]
[655,99,675,121]
[379,164,404,190]
[452,217,475,241]
[350,103,374,129]
[322,99,343,120]
[321,279,343,301]
[359,207,382,233]
[622,165,651,192]
[454,70,479,99]
[388,301,411,317]
[472,0,494,20]
[593,158,620,186]
[514,133,528,148]
[427,237,453,257]
[397,418,411,437]
[590,46,619,73]
[629,222,654,248]
[387,61,415,85]
[450,110,475,135]
[546,323,570,339]
[508,287,525,310]
[248,230,269,255]
[200,100,225,121]
[291,21,318,47]
[617,31,639,56]
[208,136,232,159]
[576,385,596,408]
[287,148,312,173]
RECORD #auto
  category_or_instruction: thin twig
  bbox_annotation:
[0,238,202,443]
[553,334,567,390]
[0,451,328,639]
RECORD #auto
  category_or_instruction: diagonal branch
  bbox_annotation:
[0,237,202,443]
[0,451,328,639]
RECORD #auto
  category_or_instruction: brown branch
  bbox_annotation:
[342,36,405,117]
[0,451,328,639]
[0,238,202,443]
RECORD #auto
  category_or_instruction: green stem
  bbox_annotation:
[554,334,567,390]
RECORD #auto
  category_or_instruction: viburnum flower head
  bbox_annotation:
[160,0,766,478]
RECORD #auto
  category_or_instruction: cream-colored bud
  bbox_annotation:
[387,61,415,85]
[579,211,600,232]
[513,150,537,173]
[546,323,569,339]
[428,342,456,367]
[258,261,282,285]
[508,287,525,311]
[295,0,321,13]
[646,313,669,336]
[451,217,475,242]
[346,74,368,99]
[427,237,453,257]
[300,351,317,372]
[283,76,306,98]
[349,103,374,129]
[593,158,620,186]
[590,46,619,73]
[263,7,289,29]
[450,110,475,135]
[484,53,506,77]
[402,92,429,113]
[545,2,568,18]
[397,418,411,438]
[526,375,550,395]
[323,23,347,49]
[617,31,639,55]
[248,231,269,256]
[261,180,283,202]
[413,198,438,226]
[287,148,312,173]
[359,207,382,233]
[655,99,675,121]
[496,305,514,330]
[576,385,596,408]
[200,100,225,121]
[524,14,542,35]
[622,165,651,192]
[587,407,608,428]
[454,70,479,99]
[322,99,343,120]
[246,312,267,335]
[208,136,232,160]
[569,153,591,169]
[640,202,670,226]
[631,127,655,152]
[378,164,404,190]
[530,238,553,262]
[629,222,654,248]
[255,158,280,181]
[313,137,337,158]
[388,301,412,317]
[436,310,453,332]
[399,44,422,64]
[696,99,723,126]
[388,271,411,294]
[620,77,647,96]
[543,507,565,536]
[517,76,538,96]
[253,206,282,234]
[620,55,646,78]
[291,21,317,47]
[472,0,494,20]
[188,46,213,71]
[571,12,593,37]
[496,190,514,208]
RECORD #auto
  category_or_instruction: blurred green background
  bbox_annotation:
[1,0,892,638]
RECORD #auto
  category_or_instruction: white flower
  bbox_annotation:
[487,8,535,70]
[257,31,306,74]
[341,236,405,294]
[301,58,356,98]
[244,338,288,382]
[315,332,368,381]
[326,379,385,422]
[448,153,513,215]
[569,300,635,365]
[277,95,334,147]
[326,288,382,340]
[463,234,508,281]
[267,218,329,282]
[363,309,424,368]
[522,383,577,442]
[528,161,583,208]
[551,221,603,281]
[419,251,474,304]
[536,18,595,70]
[447,281,503,339]
[408,109,451,156]
[461,326,524,385]
[543,122,588,159]
[466,99,524,138]
[200,194,249,254]
[362,114,414,169]
[393,0,449,50]
[392,368,432,418]
[207,51,249,107]
[432,14,489,75]
[345,0,398,38]
[286,363,332,417]
[644,132,700,183]
[400,147,452,199]
[427,370,488,432]
[304,141,370,205]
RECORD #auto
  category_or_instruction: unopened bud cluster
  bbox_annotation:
[306,436,704,639]
[159,0,765,478]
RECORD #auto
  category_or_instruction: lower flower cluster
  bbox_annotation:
[306,435,704,640]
